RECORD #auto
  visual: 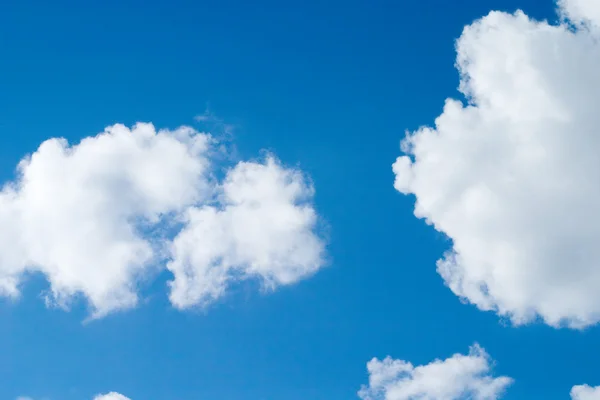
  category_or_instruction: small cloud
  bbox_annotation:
[359,344,512,400]
[94,393,131,400]
[571,384,600,400]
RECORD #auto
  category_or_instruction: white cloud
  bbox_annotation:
[559,0,600,27]
[16,392,130,400]
[358,344,512,400]
[0,123,211,318]
[572,385,600,400]
[168,157,324,308]
[393,0,600,327]
[0,123,325,318]
[94,393,131,400]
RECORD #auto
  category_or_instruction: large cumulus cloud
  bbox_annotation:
[0,122,325,318]
[393,0,600,327]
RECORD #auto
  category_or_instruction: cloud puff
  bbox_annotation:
[358,344,512,400]
[572,385,600,400]
[168,157,324,308]
[559,0,600,27]
[0,123,325,318]
[16,392,130,400]
[393,0,600,327]
[94,393,131,400]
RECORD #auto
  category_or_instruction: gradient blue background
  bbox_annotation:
[0,0,593,399]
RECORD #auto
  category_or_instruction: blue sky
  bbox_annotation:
[2,0,600,399]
